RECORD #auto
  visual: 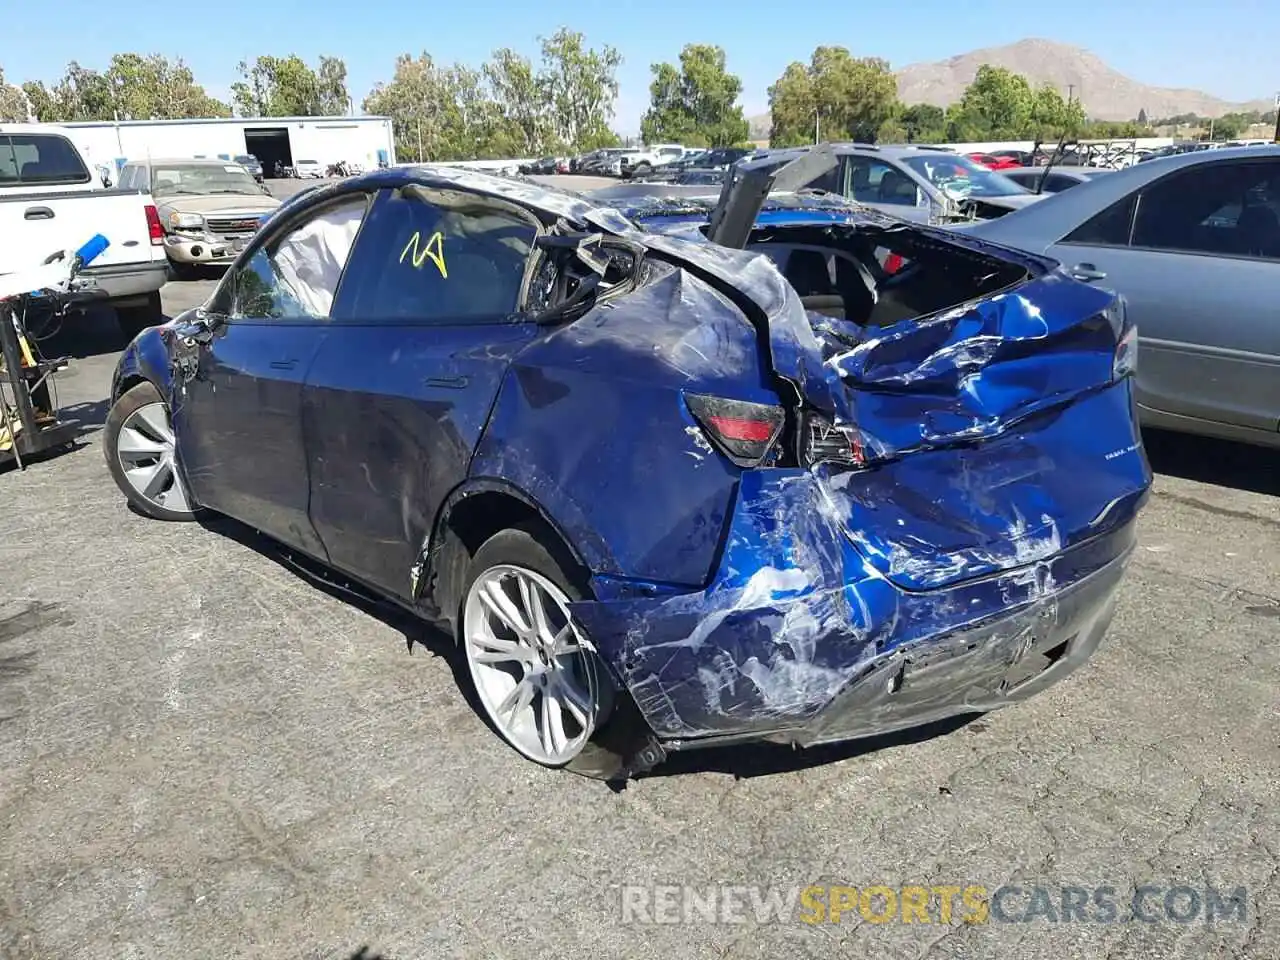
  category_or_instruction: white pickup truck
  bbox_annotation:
[0,123,168,337]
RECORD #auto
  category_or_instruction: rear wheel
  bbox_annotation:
[103,381,197,521]
[459,527,610,766]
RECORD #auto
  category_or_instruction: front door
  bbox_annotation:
[172,193,370,556]
[303,185,541,599]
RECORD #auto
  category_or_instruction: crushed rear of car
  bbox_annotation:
[552,152,1151,774]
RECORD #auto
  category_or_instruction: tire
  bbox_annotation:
[103,381,198,522]
[116,291,163,340]
[458,524,616,768]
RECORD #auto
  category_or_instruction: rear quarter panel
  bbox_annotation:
[470,263,778,587]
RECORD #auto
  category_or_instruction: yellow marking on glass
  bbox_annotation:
[399,230,448,278]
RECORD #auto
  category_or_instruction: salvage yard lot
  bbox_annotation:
[1,177,1278,959]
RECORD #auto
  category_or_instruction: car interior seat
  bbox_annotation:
[878,170,918,205]
[1235,204,1280,258]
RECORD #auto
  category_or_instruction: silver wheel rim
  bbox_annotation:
[116,401,191,513]
[463,564,600,765]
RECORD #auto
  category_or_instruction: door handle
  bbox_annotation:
[1068,263,1107,282]
[269,359,298,370]
[424,375,469,389]
[24,206,55,220]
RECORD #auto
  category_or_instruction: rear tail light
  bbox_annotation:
[883,252,905,274]
[144,204,164,245]
[801,411,871,469]
[685,394,785,466]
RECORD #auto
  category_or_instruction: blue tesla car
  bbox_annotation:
[103,151,1151,779]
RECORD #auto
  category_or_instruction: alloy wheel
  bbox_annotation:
[463,564,601,765]
[115,402,191,514]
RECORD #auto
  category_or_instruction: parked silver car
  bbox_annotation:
[755,144,1048,222]
[961,146,1280,450]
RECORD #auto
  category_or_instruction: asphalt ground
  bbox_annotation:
[1,175,1277,960]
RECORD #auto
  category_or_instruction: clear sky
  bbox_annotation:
[6,0,1277,133]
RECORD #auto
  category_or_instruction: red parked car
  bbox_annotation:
[968,152,1022,171]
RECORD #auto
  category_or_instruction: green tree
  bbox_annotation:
[767,62,816,147]
[48,62,115,120]
[538,28,622,150]
[1137,107,1148,125]
[1028,82,1085,140]
[232,55,348,116]
[484,48,554,155]
[363,53,517,161]
[898,103,947,143]
[640,44,748,147]
[0,67,27,122]
[21,81,57,121]
[105,54,228,119]
[947,65,1034,140]
[768,47,898,147]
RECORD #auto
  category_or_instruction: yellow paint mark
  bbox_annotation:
[399,230,448,278]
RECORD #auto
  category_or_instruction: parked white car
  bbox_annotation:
[294,159,325,178]
[621,144,687,179]
[0,123,168,337]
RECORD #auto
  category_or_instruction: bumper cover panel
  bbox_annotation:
[570,469,1137,744]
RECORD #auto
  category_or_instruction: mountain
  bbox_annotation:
[894,39,1271,122]
[747,39,1272,136]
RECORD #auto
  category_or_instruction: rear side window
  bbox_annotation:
[1063,194,1136,246]
[0,134,91,186]
[341,188,537,323]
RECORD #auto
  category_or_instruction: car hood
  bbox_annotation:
[156,194,280,216]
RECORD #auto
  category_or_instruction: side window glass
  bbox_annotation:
[345,190,537,322]
[227,197,368,320]
[1130,160,1280,258]
[847,159,918,206]
[1063,193,1136,246]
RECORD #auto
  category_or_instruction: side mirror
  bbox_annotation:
[173,309,221,345]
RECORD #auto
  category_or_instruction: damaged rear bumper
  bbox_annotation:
[569,469,1139,760]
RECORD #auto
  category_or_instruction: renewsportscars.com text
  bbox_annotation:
[619,883,1250,926]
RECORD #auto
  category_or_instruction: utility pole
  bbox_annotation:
[814,107,821,144]
[1274,92,1280,143]
[1067,84,1075,104]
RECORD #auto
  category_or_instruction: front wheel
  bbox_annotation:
[103,381,198,521]
[459,527,611,767]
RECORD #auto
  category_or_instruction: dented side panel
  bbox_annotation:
[470,267,776,587]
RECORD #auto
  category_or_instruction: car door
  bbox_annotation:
[171,193,371,555]
[1046,157,1280,435]
[303,184,542,600]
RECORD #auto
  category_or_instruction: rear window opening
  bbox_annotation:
[527,233,645,323]
[0,134,92,187]
[749,223,1030,331]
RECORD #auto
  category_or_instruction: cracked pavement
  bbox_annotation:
[1,176,1277,959]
